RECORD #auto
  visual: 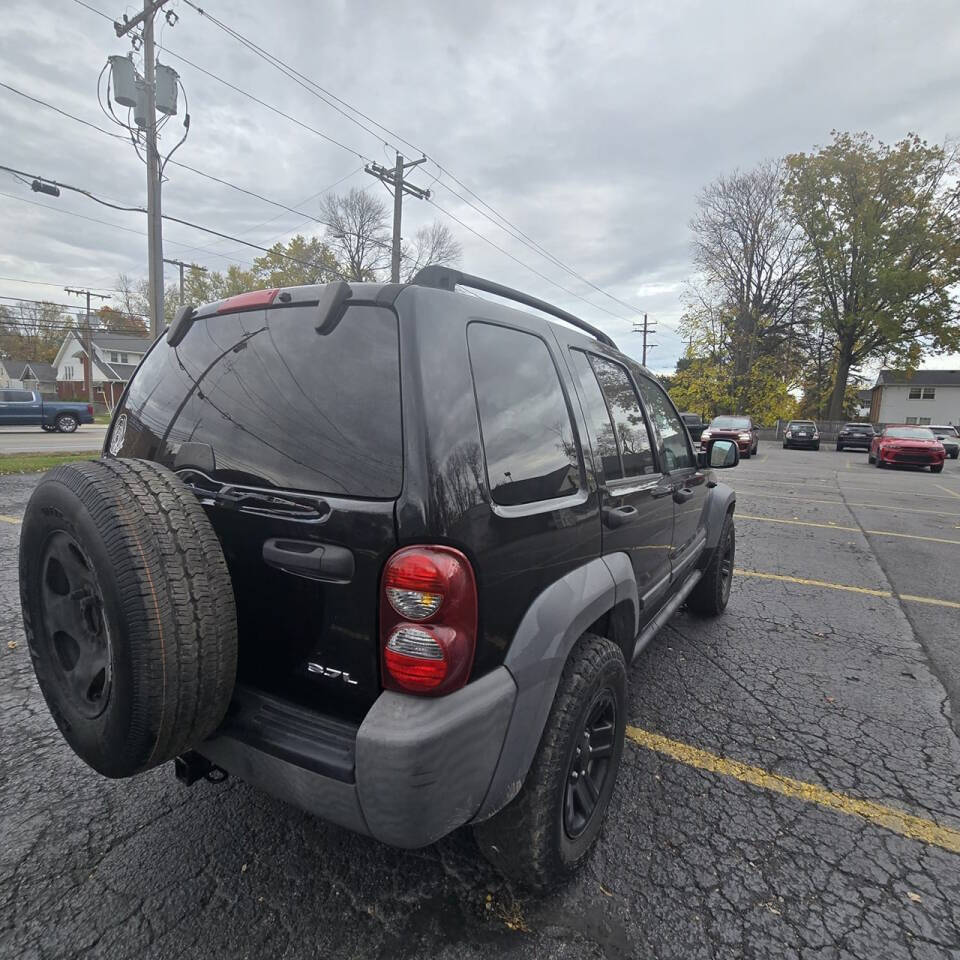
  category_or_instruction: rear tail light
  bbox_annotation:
[380,546,477,696]
[87,405,94,416]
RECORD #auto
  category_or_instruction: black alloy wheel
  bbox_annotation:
[39,531,112,719]
[57,414,78,433]
[563,690,618,840]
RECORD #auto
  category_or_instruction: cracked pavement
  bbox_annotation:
[2,446,959,958]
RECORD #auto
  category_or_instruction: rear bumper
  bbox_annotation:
[837,437,872,448]
[198,667,516,848]
[784,437,819,447]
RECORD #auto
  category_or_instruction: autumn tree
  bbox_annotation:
[319,188,391,281]
[784,132,960,419]
[0,301,75,363]
[689,160,810,408]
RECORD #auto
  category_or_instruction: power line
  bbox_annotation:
[0,81,128,142]
[0,276,115,293]
[173,2,647,322]
[0,294,148,320]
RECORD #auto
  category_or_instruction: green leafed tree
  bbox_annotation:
[784,132,960,419]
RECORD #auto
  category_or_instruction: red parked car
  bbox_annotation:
[700,415,759,459]
[868,426,946,473]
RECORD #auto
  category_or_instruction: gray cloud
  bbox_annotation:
[2,0,959,371]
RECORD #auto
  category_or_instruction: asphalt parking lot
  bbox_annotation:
[2,445,959,959]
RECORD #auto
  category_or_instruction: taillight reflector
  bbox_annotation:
[380,546,477,696]
[216,288,280,313]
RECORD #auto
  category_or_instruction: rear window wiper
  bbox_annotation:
[176,469,331,523]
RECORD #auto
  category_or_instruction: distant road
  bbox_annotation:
[0,426,107,454]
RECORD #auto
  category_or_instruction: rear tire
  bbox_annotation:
[687,512,735,617]
[474,634,627,892]
[56,413,78,433]
[19,458,238,778]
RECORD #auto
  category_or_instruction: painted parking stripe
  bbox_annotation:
[934,483,960,500]
[734,569,960,610]
[0,514,21,525]
[625,726,960,855]
[733,490,960,518]
[737,514,960,546]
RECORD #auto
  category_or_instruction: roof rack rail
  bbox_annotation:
[411,266,617,349]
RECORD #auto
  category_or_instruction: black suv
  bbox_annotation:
[18,268,738,889]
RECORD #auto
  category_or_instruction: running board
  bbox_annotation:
[631,569,702,662]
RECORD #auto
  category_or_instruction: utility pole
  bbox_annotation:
[65,288,112,405]
[115,0,169,338]
[632,313,657,367]
[164,258,207,305]
[365,154,431,282]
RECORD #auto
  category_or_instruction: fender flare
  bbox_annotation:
[472,554,637,821]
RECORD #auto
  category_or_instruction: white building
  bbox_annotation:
[52,331,153,408]
[869,369,960,426]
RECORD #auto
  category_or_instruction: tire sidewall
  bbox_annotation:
[554,650,627,868]
[21,477,145,777]
[57,414,78,433]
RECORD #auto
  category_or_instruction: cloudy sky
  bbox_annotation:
[1,0,959,373]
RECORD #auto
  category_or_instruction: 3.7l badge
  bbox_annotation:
[306,662,358,685]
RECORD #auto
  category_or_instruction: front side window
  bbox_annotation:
[636,375,695,472]
[589,356,656,478]
[469,323,580,506]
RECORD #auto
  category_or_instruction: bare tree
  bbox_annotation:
[319,188,390,281]
[402,222,463,280]
[690,160,810,405]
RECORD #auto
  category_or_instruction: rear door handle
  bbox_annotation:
[602,505,638,529]
[673,487,694,504]
[263,538,354,582]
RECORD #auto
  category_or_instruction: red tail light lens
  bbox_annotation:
[87,405,94,416]
[380,546,477,696]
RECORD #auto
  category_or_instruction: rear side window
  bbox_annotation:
[588,355,656,478]
[468,323,580,506]
[119,303,402,497]
[1,390,34,402]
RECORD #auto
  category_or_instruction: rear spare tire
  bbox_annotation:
[19,457,238,778]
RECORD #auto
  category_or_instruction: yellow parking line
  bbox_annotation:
[737,514,960,546]
[734,569,960,609]
[934,483,960,500]
[735,490,960,518]
[625,726,960,855]
[0,514,21,525]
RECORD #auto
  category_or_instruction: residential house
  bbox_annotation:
[869,369,960,426]
[0,358,58,396]
[52,331,154,408]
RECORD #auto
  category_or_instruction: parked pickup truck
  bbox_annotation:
[0,389,94,433]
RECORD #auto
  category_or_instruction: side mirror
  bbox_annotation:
[707,438,739,469]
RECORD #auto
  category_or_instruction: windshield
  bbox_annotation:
[931,427,958,437]
[885,427,936,440]
[710,416,750,429]
[844,423,871,430]
[788,421,815,428]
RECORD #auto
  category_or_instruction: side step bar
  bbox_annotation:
[631,569,702,662]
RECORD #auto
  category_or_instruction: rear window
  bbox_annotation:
[468,323,580,506]
[117,303,403,497]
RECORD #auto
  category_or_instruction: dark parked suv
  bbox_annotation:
[18,268,739,889]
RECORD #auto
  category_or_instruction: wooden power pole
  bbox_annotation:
[365,154,431,282]
[65,287,112,404]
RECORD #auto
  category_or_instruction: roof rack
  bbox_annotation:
[411,266,617,350]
